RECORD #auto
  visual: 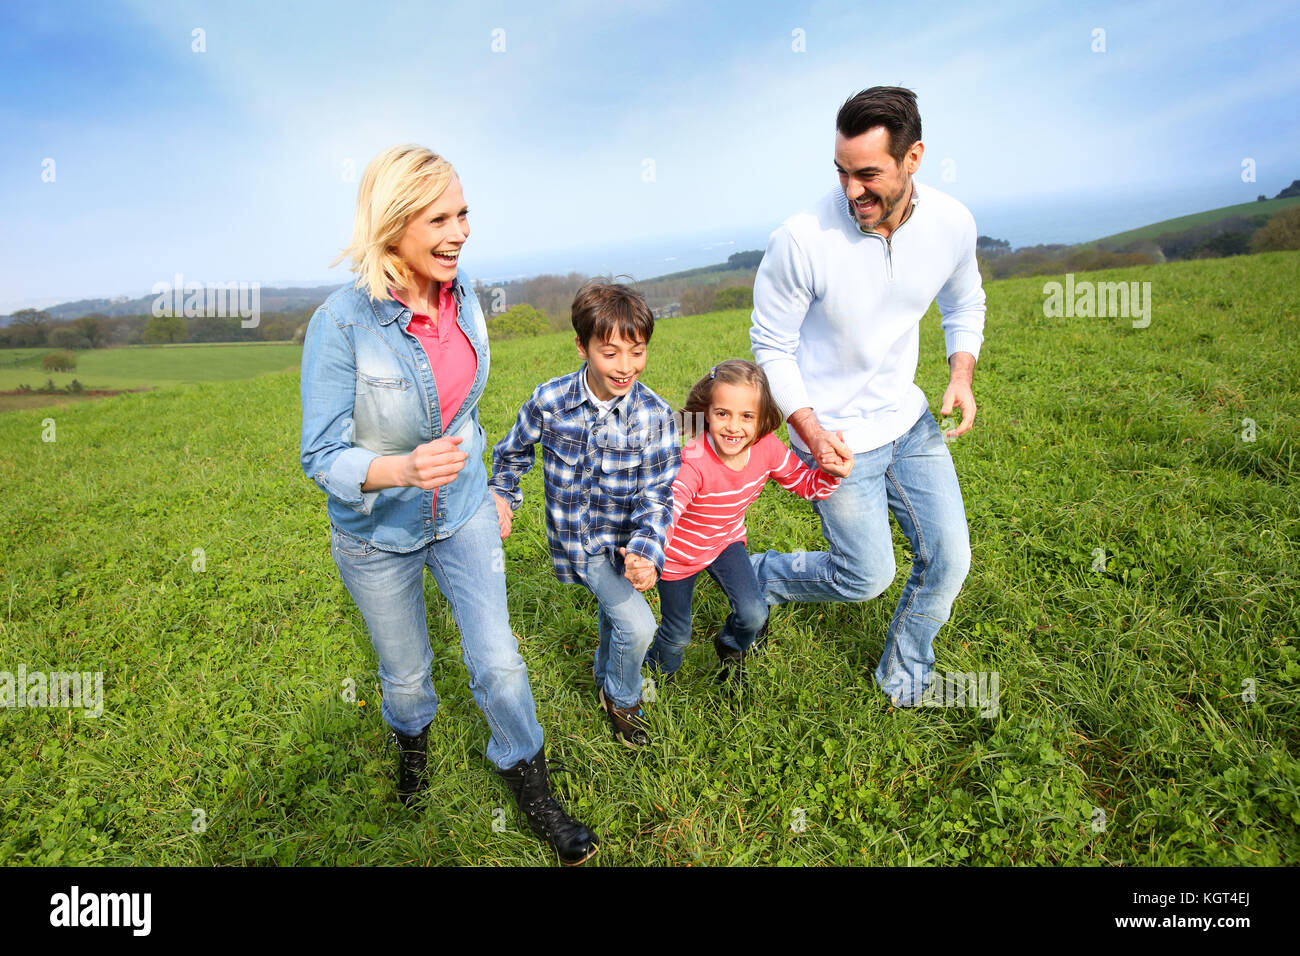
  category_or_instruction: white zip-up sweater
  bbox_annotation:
[749,182,986,454]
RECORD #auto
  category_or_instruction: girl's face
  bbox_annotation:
[707,380,761,461]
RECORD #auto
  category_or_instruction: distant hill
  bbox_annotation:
[10,188,1298,328]
[0,284,340,326]
[1084,195,1300,250]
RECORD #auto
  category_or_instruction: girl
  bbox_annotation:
[644,359,853,684]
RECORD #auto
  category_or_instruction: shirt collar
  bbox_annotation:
[848,179,920,236]
[374,276,465,326]
[565,362,630,416]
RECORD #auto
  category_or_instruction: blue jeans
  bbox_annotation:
[646,541,769,675]
[330,490,545,769]
[574,553,657,710]
[750,409,972,705]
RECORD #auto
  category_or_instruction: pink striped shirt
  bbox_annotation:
[661,431,840,581]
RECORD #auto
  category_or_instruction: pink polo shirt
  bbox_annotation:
[392,283,479,508]
[393,283,478,427]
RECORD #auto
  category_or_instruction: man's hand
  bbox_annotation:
[819,443,854,479]
[940,351,978,439]
[789,408,852,465]
[619,547,658,592]
[493,491,513,539]
[400,435,467,489]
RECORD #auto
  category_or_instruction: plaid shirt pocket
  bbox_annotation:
[541,431,583,468]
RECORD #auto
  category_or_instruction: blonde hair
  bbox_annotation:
[333,144,456,301]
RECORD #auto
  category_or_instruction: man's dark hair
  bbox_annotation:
[571,280,655,347]
[836,86,921,164]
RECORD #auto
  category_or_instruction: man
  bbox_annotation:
[749,86,985,706]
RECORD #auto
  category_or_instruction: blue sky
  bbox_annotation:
[1,0,1297,310]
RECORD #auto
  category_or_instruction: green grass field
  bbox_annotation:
[1,252,1297,865]
[1085,196,1300,249]
[0,341,303,398]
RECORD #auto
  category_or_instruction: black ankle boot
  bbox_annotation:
[391,722,431,808]
[497,747,600,866]
[713,632,746,690]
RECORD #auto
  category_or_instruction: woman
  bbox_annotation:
[300,144,598,865]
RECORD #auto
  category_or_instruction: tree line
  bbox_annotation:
[0,308,314,350]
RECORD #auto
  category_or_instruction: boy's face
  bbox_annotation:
[576,331,647,402]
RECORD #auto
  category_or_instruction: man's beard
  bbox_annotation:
[853,176,909,230]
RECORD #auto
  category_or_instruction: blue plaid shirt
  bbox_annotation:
[489,364,681,583]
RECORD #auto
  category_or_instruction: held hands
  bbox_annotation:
[817,432,854,479]
[401,435,467,490]
[812,428,854,479]
[618,547,658,592]
[493,492,513,539]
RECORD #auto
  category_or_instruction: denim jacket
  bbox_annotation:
[299,273,491,552]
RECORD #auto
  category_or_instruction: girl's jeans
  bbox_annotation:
[646,541,770,675]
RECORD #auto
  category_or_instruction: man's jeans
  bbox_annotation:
[646,541,769,675]
[331,491,545,769]
[575,553,657,709]
[750,409,972,705]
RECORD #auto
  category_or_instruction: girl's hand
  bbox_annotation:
[809,427,852,467]
[493,492,513,539]
[820,446,854,479]
[401,435,466,489]
[619,547,658,592]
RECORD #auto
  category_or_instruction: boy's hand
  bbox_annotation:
[819,446,854,479]
[619,547,658,592]
[492,492,513,539]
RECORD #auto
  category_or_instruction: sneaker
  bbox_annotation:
[597,688,651,748]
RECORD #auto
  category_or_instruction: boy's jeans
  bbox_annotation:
[575,553,657,709]
[646,541,769,675]
[331,491,545,769]
[749,409,972,705]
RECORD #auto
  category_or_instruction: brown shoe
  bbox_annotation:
[597,688,651,748]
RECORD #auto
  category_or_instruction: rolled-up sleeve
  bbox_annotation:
[300,305,381,514]
[749,227,815,421]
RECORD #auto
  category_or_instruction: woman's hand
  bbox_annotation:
[493,492,513,539]
[400,435,466,489]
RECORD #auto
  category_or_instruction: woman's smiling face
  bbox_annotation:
[395,174,470,287]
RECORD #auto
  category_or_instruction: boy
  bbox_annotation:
[490,282,680,748]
